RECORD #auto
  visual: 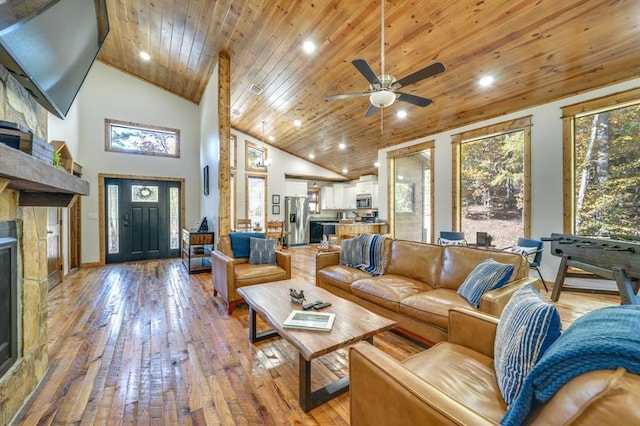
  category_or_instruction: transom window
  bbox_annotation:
[105,118,180,158]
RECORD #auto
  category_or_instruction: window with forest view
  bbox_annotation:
[453,117,531,249]
[572,102,640,237]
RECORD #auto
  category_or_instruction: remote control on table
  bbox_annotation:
[313,302,332,310]
[303,301,323,310]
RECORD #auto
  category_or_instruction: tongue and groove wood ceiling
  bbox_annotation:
[98,0,640,179]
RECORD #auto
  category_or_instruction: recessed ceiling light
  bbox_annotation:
[342,168,348,174]
[374,161,380,167]
[397,110,407,119]
[309,153,315,159]
[293,119,302,127]
[140,51,151,61]
[397,175,404,180]
[268,135,275,142]
[302,40,316,54]
[338,143,346,149]
[479,75,494,87]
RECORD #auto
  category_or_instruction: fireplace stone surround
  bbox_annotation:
[0,192,49,425]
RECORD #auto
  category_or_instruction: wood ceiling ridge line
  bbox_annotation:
[177,0,224,98]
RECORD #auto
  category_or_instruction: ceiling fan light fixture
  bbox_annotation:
[370,90,396,108]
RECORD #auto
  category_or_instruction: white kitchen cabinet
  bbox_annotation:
[321,186,334,210]
[344,186,357,209]
[333,184,345,209]
[285,180,307,197]
[356,181,374,195]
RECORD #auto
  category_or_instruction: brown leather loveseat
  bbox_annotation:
[349,308,640,425]
[212,234,291,314]
[316,238,538,343]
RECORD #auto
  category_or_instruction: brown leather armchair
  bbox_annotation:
[349,308,640,425]
[212,234,291,314]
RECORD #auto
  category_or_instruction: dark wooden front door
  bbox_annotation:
[105,178,181,264]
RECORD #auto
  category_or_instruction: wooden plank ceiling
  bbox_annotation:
[98,0,640,179]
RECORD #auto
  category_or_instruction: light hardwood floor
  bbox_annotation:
[13,246,621,425]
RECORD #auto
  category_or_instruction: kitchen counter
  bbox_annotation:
[335,223,387,243]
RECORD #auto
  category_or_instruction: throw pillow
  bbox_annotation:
[494,284,562,405]
[340,236,363,267]
[439,237,467,246]
[248,237,277,264]
[229,232,265,258]
[507,245,538,261]
[457,258,514,307]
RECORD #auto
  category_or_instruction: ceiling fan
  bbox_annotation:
[325,0,445,118]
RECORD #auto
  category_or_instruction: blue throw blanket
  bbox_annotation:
[501,304,640,426]
[358,233,387,276]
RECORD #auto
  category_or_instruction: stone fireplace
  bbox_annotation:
[0,66,54,424]
[0,192,49,425]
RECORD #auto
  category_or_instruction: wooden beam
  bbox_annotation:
[218,50,231,238]
[19,192,78,207]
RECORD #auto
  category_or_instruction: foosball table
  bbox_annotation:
[544,233,640,304]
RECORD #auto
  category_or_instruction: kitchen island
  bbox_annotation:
[335,223,386,244]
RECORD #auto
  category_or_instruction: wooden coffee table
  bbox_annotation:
[237,277,397,412]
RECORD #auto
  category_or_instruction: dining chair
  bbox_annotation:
[437,231,467,246]
[235,218,252,232]
[266,220,285,248]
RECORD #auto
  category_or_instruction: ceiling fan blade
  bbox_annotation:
[364,103,378,117]
[395,62,445,88]
[397,92,433,107]
[352,59,381,86]
[325,91,372,101]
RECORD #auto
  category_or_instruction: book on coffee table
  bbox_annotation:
[283,310,335,332]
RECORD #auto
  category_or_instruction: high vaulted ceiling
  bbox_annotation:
[97,0,640,179]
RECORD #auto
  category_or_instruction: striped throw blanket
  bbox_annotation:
[357,233,388,276]
[501,304,640,426]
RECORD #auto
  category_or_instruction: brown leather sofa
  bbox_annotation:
[349,308,640,425]
[316,239,538,344]
[212,235,291,314]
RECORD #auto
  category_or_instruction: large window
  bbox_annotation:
[388,141,434,243]
[563,88,640,236]
[452,117,531,248]
[246,175,267,229]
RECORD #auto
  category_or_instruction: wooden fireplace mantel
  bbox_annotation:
[0,144,89,207]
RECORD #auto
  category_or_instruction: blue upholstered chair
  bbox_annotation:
[505,237,548,292]
[437,231,467,246]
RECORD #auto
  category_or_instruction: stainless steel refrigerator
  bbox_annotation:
[284,196,310,246]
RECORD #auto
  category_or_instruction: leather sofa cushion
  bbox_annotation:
[400,289,474,330]
[386,240,443,285]
[318,265,372,293]
[439,246,527,290]
[402,342,507,423]
[352,275,433,312]
[234,263,287,286]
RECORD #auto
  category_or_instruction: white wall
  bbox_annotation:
[199,62,220,238]
[378,77,640,281]
[77,62,201,263]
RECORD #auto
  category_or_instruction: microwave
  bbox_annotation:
[356,194,372,209]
